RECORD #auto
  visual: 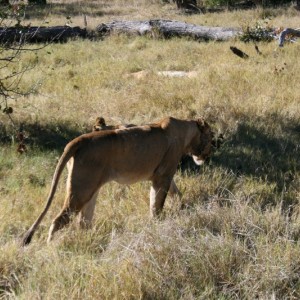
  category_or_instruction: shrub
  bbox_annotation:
[240,22,274,42]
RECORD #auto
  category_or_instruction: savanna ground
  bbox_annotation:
[1,0,300,299]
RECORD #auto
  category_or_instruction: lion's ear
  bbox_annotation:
[196,117,207,131]
[99,117,106,126]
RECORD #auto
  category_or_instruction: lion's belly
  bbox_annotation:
[114,175,149,185]
[112,167,154,185]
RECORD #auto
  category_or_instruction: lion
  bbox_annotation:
[93,116,107,131]
[92,116,135,132]
[22,116,213,246]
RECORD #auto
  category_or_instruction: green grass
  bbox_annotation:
[1,1,300,299]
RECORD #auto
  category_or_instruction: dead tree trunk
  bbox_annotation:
[0,26,87,44]
[97,20,240,41]
[0,20,240,44]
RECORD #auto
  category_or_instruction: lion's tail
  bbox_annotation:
[21,141,80,246]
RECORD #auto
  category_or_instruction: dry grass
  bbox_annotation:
[1,1,300,299]
[20,0,300,28]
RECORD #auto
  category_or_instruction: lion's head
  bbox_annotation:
[93,117,136,132]
[93,117,107,131]
[190,118,214,166]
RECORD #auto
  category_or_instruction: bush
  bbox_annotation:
[203,0,293,8]
[239,22,274,42]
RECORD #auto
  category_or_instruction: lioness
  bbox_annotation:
[92,117,182,198]
[22,117,213,246]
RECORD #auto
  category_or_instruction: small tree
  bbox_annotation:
[28,0,47,5]
[173,0,198,9]
[0,0,10,5]
[0,3,44,152]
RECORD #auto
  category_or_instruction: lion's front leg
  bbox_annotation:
[149,177,172,217]
[168,179,182,200]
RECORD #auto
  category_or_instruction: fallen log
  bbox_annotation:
[278,28,300,47]
[0,26,87,44]
[97,19,240,41]
[230,46,249,59]
[0,20,240,45]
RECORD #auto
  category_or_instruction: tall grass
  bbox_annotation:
[1,1,300,299]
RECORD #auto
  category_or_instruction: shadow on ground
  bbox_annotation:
[179,113,299,207]
[24,2,123,21]
[0,121,86,152]
[213,114,299,181]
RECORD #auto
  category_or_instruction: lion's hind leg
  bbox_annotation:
[47,207,72,243]
[47,165,101,243]
[78,189,100,229]
[47,189,99,243]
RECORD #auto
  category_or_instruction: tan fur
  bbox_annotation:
[22,117,213,246]
[92,117,182,200]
